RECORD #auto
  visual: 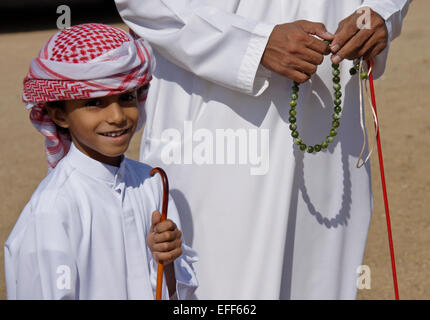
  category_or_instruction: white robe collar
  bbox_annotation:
[65,143,126,187]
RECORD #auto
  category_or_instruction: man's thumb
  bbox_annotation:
[299,21,334,40]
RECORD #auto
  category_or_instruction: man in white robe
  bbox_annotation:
[115,0,410,299]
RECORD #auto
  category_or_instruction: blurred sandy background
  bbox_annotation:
[0,1,429,300]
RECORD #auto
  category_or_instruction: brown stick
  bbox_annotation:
[149,167,169,300]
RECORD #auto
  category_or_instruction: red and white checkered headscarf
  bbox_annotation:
[23,23,154,169]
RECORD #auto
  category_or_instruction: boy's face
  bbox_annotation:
[50,90,140,167]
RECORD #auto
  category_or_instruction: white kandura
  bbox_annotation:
[116,0,410,299]
[5,143,198,299]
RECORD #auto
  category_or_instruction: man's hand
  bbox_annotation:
[330,7,388,64]
[261,20,334,83]
[146,211,182,265]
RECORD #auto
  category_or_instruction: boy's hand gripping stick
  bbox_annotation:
[149,167,169,300]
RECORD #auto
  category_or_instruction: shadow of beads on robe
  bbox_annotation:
[296,144,352,229]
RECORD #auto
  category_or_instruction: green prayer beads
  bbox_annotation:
[288,43,367,153]
[288,55,343,153]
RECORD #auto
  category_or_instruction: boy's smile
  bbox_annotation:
[47,90,140,167]
[99,128,131,138]
[97,127,133,144]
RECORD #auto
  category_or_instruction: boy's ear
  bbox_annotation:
[45,104,70,129]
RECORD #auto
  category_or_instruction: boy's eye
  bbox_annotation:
[84,99,101,107]
[121,93,136,102]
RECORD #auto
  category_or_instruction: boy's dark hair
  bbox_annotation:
[137,83,149,100]
[47,100,65,109]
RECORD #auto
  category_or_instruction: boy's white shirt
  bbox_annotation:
[4,143,198,300]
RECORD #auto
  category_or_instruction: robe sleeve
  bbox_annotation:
[357,0,411,78]
[4,200,78,300]
[115,0,275,96]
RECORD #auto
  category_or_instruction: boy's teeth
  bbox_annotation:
[103,129,126,137]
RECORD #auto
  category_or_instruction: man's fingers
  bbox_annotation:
[357,32,380,58]
[261,20,336,82]
[299,48,324,66]
[331,29,374,63]
[331,18,360,54]
[287,70,310,84]
[306,36,332,55]
[268,57,310,83]
[298,20,334,55]
[363,42,386,61]
[298,20,334,40]
[295,59,318,77]
[359,28,388,58]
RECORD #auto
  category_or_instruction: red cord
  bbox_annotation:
[367,60,400,300]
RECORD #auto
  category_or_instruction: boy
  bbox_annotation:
[4,23,198,300]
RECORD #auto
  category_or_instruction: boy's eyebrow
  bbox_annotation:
[82,97,101,103]
[79,97,104,107]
